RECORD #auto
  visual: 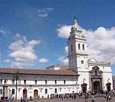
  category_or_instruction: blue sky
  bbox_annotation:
[0,0,115,74]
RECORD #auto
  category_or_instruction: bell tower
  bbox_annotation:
[68,18,88,71]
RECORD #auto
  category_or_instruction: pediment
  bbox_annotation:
[90,66,103,76]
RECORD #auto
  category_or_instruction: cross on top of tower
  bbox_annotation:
[73,17,79,28]
[70,17,82,35]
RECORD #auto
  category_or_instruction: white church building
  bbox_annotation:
[0,18,113,99]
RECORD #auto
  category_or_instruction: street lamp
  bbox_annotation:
[14,70,19,101]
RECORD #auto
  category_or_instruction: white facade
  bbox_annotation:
[0,18,113,100]
[68,18,113,93]
[0,73,78,99]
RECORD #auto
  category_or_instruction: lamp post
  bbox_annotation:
[15,71,19,101]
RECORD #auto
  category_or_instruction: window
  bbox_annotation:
[45,80,47,84]
[59,88,62,92]
[12,89,15,94]
[24,80,26,85]
[55,80,57,84]
[78,44,80,50]
[0,89,2,94]
[55,88,57,93]
[35,80,37,85]
[45,89,47,94]
[12,80,15,85]
[81,60,84,64]
[4,79,7,84]
[82,44,85,50]
[64,80,66,84]
[18,88,21,92]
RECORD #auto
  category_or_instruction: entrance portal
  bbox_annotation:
[92,81,101,93]
[3,85,8,97]
[81,83,87,93]
[34,89,38,98]
[90,66,103,94]
[23,88,27,98]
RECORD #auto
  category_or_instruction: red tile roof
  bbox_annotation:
[0,68,78,76]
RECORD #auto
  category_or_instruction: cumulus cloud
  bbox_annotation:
[58,56,69,65]
[58,46,69,65]
[57,25,71,38]
[57,24,115,64]
[38,8,54,18]
[8,33,40,68]
[39,58,48,64]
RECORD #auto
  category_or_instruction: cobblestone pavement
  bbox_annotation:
[16,97,115,102]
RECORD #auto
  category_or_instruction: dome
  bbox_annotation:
[88,58,97,63]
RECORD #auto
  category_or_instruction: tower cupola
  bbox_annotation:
[70,17,82,35]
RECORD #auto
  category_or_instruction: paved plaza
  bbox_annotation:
[16,97,115,102]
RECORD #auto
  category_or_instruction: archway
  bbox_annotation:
[81,83,87,93]
[23,88,27,98]
[34,89,38,98]
[106,82,111,92]
[3,85,8,97]
[90,66,103,93]
[92,81,101,94]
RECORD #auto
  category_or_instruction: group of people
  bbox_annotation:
[1,90,115,102]
[49,91,114,102]
[50,92,77,100]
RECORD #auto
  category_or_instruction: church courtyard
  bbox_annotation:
[16,97,115,102]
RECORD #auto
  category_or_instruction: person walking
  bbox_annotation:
[21,97,23,102]
[91,94,95,102]
[8,94,14,102]
[106,93,112,102]
[85,93,89,102]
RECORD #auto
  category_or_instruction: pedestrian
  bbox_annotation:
[106,94,112,102]
[91,94,95,102]
[8,94,15,102]
[108,94,111,100]
[21,97,23,102]
[84,93,88,102]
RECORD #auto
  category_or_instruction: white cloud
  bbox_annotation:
[65,46,68,54]
[38,13,48,18]
[39,58,48,64]
[58,56,69,65]
[57,25,71,38]
[8,33,40,68]
[57,46,69,66]
[38,8,54,18]
[57,24,115,64]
